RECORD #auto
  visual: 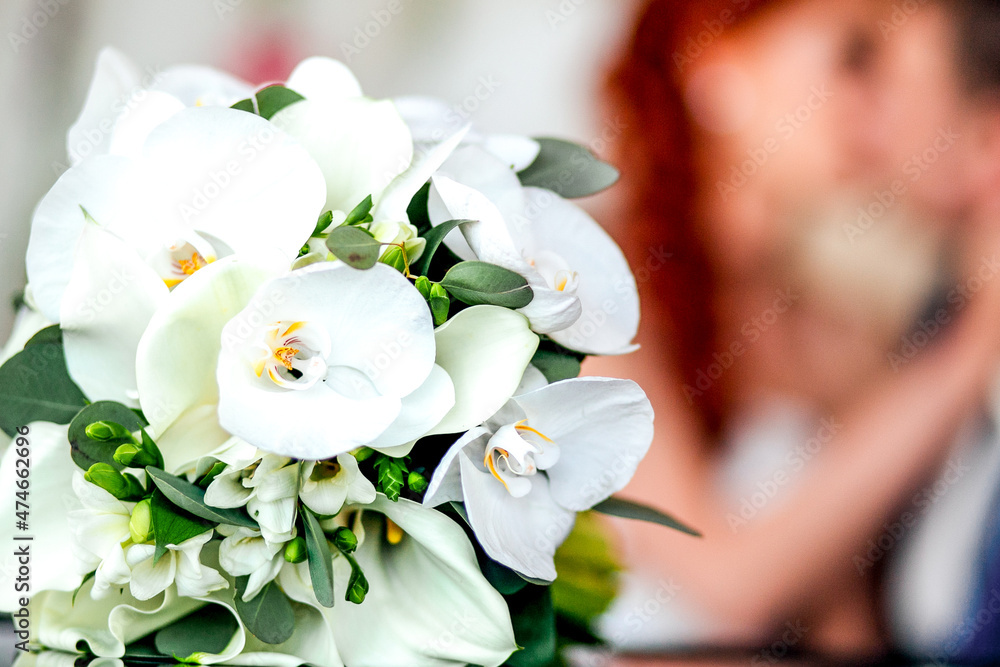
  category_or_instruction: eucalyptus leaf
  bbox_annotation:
[301,506,335,608]
[23,325,61,347]
[231,85,305,120]
[440,261,533,309]
[154,605,239,659]
[146,467,258,528]
[326,225,380,270]
[234,576,295,645]
[413,219,471,276]
[0,342,88,437]
[530,350,582,383]
[68,401,148,472]
[592,496,702,537]
[517,137,619,198]
[150,490,212,564]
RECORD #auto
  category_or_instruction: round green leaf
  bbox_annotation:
[440,261,533,309]
[517,138,619,199]
[0,342,88,437]
[326,225,381,270]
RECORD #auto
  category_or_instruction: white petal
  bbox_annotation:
[152,64,254,107]
[60,224,169,406]
[0,305,52,365]
[286,57,363,103]
[481,135,541,172]
[367,365,455,450]
[128,549,176,601]
[516,378,654,511]
[136,258,273,436]
[156,405,235,475]
[272,99,412,214]
[141,107,326,269]
[459,453,574,581]
[526,188,640,354]
[428,174,524,268]
[205,469,254,509]
[436,146,529,241]
[66,47,140,166]
[515,363,549,395]
[328,496,517,667]
[107,91,185,158]
[430,306,538,435]
[422,426,490,508]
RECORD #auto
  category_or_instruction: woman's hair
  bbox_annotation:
[606,0,779,436]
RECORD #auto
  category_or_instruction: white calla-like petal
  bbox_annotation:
[515,378,654,511]
[0,424,82,611]
[136,258,273,437]
[525,188,640,354]
[60,223,169,406]
[430,306,538,435]
[368,365,455,450]
[458,453,574,582]
[272,98,412,215]
[66,47,141,166]
[422,426,490,508]
[286,56,363,103]
[155,405,235,475]
[107,91,185,158]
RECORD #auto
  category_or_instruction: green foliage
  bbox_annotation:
[301,506,336,608]
[146,467,258,528]
[550,512,620,630]
[154,605,239,659]
[440,261,533,309]
[530,349,582,384]
[343,552,369,605]
[412,218,470,276]
[326,225,381,270]
[230,85,305,120]
[0,340,87,436]
[592,496,702,537]
[503,585,557,667]
[233,576,295,645]
[517,138,619,198]
[374,455,408,502]
[23,324,61,347]
[343,194,375,226]
[149,490,212,563]
[69,401,148,472]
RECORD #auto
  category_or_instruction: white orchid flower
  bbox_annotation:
[67,46,254,167]
[27,106,326,407]
[271,57,413,218]
[217,526,284,602]
[122,530,227,601]
[280,495,517,667]
[204,452,300,545]
[424,377,654,581]
[300,454,377,516]
[428,146,640,353]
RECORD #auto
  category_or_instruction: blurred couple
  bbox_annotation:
[592,0,1000,660]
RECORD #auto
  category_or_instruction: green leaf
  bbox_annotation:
[0,342,88,437]
[255,85,305,119]
[592,496,702,537]
[517,137,619,198]
[150,490,212,564]
[374,456,408,502]
[407,182,432,233]
[503,585,557,667]
[343,194,374,226]
[146,467,258,529]
[154,605,239,659]
[326,225,381,270]
[233,576,295,645]
[312,210,334,238]
[413,219,471,276]
[301,506,335,608]
[72,571,95,606]
[551,512,620,629]
[198,460,228,489]
[343,552,369,605]
[69,401,147,472]
[530,349,582,383]
[440,261,533,309]
[23,325,61,347]
[230,98,255,113]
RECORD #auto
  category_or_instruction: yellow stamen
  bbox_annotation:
[484,448,511,492]
[386,518,404,545]
[514,420,553,443]
[555,276,568,291]
[273,346,299,371]
[177,253,208,276]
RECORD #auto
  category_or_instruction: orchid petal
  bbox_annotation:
[107,91,185,158]
[285,57,363,103]
[153,64,253,107]
[368,365,455,450]
[422,426,490,508]
[66,47,141,167]
[430,306,538,435]
[516,378,654,511]
[481,134,541,171]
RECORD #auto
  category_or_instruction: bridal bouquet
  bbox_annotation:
[0,49,695,666]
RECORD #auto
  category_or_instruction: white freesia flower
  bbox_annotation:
[123,530,227,601]
[424,377,654,580]
[217,526,284,602]
[27,106,326,406]
[67,472,134,598]
[300,454,377,516]
[280,495,517,667]
[204,452,299,544]
[428,146,640,353]
[67,46,254,167]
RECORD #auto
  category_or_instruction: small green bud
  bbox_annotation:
[379,245,408,273]
[113,442,158,468]
[407,470,429,494]
[414,276,432,299]
[345,555,369,605]
[129,498,154,544]
[429,283,448,300]
[353,447,375,463]
[332,527,358,553]
[284,537,308,564]
[84,463,131,499]
[85,420,135,443]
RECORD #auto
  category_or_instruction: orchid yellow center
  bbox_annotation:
[154,236,217,289]
[251,321,329,391]
[483,420,560,498]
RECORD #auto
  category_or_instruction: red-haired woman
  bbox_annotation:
[589,0,1000,655]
